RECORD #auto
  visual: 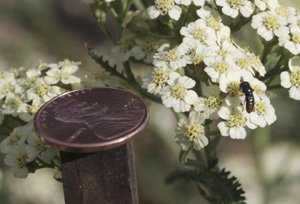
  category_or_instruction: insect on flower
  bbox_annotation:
[239,81,254,113]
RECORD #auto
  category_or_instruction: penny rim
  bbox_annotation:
[34,87,149,153]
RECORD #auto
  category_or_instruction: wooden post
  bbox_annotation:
[60,142,138,204]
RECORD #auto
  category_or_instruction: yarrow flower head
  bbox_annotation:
[175,0,206,6]
[153,45,191,70]
[0,59,80,178]
[142,66,171,95]
[160,72,198,112]
[281,55,300,100]
[204,56,237,83]
[180,19,217,48]
[279,27,300,55]
[175,111,208,151]
[0,126,28,154]
[254,0,279,11]
[111,32,136,62]
[215,0,255,18]
[251,11,289,41]
[45,59,81,85]
[217,105,247,139]
[194,85,223,119]
[147,0,182,21]
[132,37,169,63]
[4,143,35,178]
[246,97,276,129]
[219,70,244,106]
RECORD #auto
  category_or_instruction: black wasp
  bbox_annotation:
[239,81,254,113]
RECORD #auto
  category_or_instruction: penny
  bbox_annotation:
[34,87,149,153]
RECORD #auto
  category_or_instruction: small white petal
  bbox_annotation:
[280,72,292,88]
[289,86,300,100]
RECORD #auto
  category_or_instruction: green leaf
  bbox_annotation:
[0,115,25,137]
[166,168,246,204]
[86,45,127,80]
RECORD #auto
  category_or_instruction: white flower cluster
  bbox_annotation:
[281,56,300,100]
[251,2,300,55]
[141,5,277,151]
[111,30,169,63]
[107,0,300,152]
[0,59,81,178]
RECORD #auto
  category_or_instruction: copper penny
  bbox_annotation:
[34,87,149,153]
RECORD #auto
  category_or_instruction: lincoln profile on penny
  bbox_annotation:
[52,96,145,141]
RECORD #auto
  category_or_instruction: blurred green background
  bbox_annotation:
[0,0,300,204]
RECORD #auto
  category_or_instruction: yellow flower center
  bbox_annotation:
[254,101,267,115]
[275,6,288,18]
[143,38,159,54]
[96,71,108,80]
[120,37,135,53]
[171,84,187,100]
[193,54,205,65]
[206,16,220,31]
[1,84,14,95]
[9,135,20,145]
[218,49,229,57]
[263,16,279,31]
[205,95,222,108]
[16,155,28,168]
[214,61,230,74]
[152,70,169,87]
[164,49,180,62]
[227,82,241,97]
[59,59,73,67]
[23,78,36,89]
[13,97,22,107]
[35,141,47,152]
[155,0,174,15]
[185,123,204,141]
[252,85,262,95]
[291,70,300,88]
[192,28,207,42]
[292,33,300,44]
[226,113,245,128]
[29,104,40,115]
[249,55,263,68]
[227,0,245,9]
[236,58,250,70]
[37,60,48,69]
[37,84,50,96]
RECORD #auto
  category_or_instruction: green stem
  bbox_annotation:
[36,157,61,171]
[132,0,145,10]
[205,135,221,170]
[148,32,175,39]
[260,39,276,65]
[206,129,220,136]
[98,21,115,44]
[123,61,162,103]
[123,0,134,16]
[107,5,121,23]
[251,127,271,204]
[231,15,253,32]
[179,146,193,165]
[267,84,281,90]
